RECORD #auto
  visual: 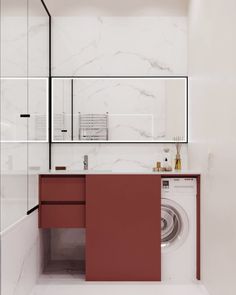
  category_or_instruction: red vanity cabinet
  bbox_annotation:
[39,175,86,228]
[38,173,200,281]
[85,174,161,281]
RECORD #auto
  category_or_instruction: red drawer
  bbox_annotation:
[40,176,85,201]
[40,204,85,228]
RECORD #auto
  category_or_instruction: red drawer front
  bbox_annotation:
[40,204,85,228]
[40,176,85,201]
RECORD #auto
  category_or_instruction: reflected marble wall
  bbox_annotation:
[53,78,167,141]
[73,78,166,141]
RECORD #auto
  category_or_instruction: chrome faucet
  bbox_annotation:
[83,155,88,170]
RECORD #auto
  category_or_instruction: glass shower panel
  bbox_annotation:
[1,78,28,142]
[0,143,28,230]
[28,78,48,141]
[28,142,48,210]
[28,0,49,77]
[1,0,28,77]
[27,0,49,210]
[0,0,28,231]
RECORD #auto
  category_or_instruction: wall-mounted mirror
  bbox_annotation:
[52,77,187,142]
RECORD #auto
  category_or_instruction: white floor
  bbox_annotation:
[30,274,210,295]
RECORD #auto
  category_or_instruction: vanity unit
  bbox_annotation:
[39,172,200,281]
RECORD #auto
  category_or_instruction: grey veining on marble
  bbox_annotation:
[73,78,165,141]
[53,77,186,142]
[50,143,189,172]
[52,17,187,76]
[1,16,48,77]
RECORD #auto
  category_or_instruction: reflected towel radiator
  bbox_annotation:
[78,113,109,141]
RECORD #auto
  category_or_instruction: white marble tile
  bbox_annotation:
[1,211,42,295]
[51,143,188,172]
[52,17,187,76]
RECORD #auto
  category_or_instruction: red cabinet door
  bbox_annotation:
[40,176,85,201]
[86,174,161,281]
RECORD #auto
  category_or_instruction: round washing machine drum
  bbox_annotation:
[161,198,189,253]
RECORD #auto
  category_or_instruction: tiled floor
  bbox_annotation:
[30,274,209,295]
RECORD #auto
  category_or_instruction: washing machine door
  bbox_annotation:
[161,198,189,253]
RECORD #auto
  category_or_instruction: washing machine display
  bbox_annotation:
[161,178,197,283]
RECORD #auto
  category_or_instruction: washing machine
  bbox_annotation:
[161,178,196,283]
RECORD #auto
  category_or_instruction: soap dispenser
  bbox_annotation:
[162,148,172,170]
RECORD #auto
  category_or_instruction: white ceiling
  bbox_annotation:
[43,0,189,16]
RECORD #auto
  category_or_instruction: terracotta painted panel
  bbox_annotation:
[196,175,201,280]
[86,174,161,281]
[40,175,85,201]
[40,204,85,228]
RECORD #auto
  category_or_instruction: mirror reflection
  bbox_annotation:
[52,77,187,142]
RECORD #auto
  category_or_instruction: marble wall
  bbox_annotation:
[52,17,187,76]
[188,1,236,294]
[52,141,188,172]
[51,16,188,170]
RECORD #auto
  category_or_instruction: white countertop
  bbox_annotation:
[40,170,200,175]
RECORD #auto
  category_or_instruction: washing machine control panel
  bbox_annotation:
[161,178,197,196]
[162,180,170,189]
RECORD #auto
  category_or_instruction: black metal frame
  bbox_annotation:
[26,1,51,215]
[51,76,189,144]
[39,1,189,172]
[27,205,39,215]
[71,79,74,141]
[40,0,52,170]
